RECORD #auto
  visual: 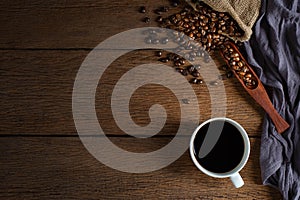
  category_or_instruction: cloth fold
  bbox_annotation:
[243,0,300,199]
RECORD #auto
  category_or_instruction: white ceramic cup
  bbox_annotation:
[189,117,250,188]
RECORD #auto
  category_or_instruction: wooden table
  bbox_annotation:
[0,0,282,199]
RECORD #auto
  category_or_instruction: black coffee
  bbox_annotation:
[193,120,245,173]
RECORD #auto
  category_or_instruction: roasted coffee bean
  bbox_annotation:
[232,57,241,62]
[241,66,249,73]
[145,37,152,44]
[238,71,246,77]
[154,9,162,15]
[230,60,237,66]
[232,65,240,71]
[172,0,179,7]
[192,71,200,77]
[237,61,244,67]
[173,55,180,61]
[179,59,185,65]
[152,38,160,44]
[149,29,157,34]
[140,6,146,13]
[181,98,190,104]
[156,16,163,23]
[189,56,196,61]
[231,53,239,58]
[161,6,169,12]
[245,73,252,78]
[167,53,175,60]
[176,68,188,76]
[161,37,169,44]
[144,17,151,23]
[196,50,204,57]
[190,78,203,84]
[159,58,169,63]
[187,65,195,73]
[148,33,158,39]
[175,61,181,66]
[157,51,163,57]
[210,81,219,86]
[224,54,231,60]
[204,55,211,63]
[194,64,201,70]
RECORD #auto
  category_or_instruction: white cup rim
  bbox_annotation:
[189,117,250,178]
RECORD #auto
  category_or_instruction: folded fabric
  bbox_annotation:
[243,0,300,199]
[186,0,261,41]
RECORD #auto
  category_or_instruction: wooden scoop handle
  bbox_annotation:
[220,42,290,134]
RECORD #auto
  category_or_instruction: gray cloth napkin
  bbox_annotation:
[243,0,300,199]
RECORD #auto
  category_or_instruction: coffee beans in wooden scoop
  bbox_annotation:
[220,43,258,89]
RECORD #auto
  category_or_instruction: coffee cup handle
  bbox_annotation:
[230,173,244,188]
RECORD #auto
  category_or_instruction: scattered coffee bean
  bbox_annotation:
[172,0,179,7]
[210,81,219,86]
[179,59,185,65]
[192,71,200,77]
[194,65,201,70]
[176,68,188,76]
[154,9,162,15]
[140,6,146,13]
[157,51,162,57]
[155,16,163,23]
[145,37,152,44]
[182,98,190,104]
[161,37,169,44]
[187,65,196,73]
[142,2,245,85]
[189,56,196,61]
[144,17,151,23]
[161,6,169,12]
[190,78,204,84]
[152,38,160,44]
[159,58,169,63]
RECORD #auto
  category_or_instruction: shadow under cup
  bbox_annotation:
[189,117,250,188]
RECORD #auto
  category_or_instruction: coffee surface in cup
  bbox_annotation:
[193,120,245,173]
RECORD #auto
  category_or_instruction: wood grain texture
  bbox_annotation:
[0,50,264,136]
[0,0,186,49]
[0,0,280,199]
[0,137,281,200]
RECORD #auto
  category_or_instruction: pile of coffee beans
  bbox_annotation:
[221,43,258,89]
[159,2,244,52]
[139,1,245,85]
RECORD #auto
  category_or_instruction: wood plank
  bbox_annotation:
[0,50,264,136]
[0,137,281,199]
[0,0,188,49]
[0,50,263,136]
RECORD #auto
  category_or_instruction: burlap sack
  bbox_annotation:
[186,0,261,41]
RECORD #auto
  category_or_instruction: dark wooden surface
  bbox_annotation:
[0,0,282,199]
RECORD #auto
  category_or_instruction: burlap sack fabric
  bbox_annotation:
[186,0,261,41]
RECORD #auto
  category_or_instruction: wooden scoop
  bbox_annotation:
[220,42,289,134]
